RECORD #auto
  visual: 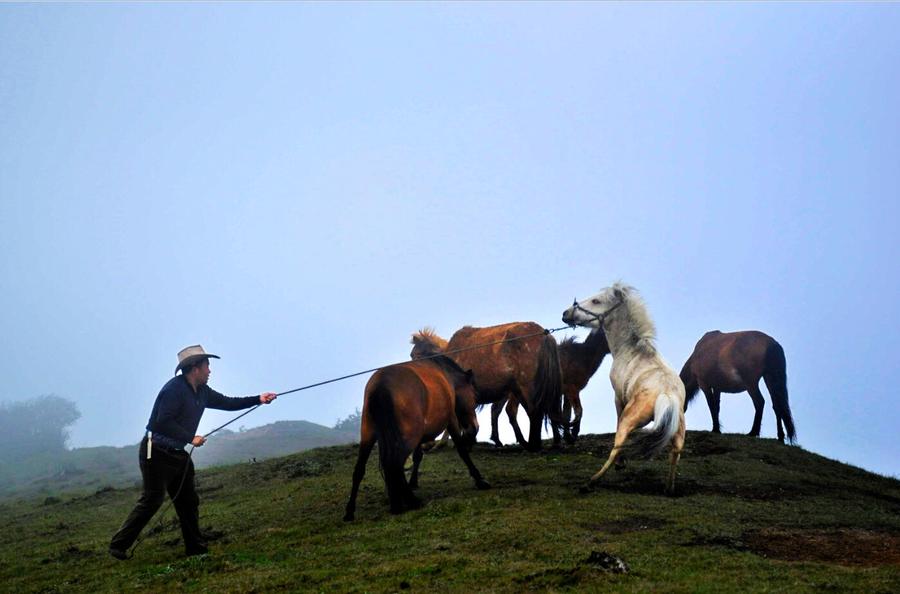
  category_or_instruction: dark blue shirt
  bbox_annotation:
[146,375,259,447]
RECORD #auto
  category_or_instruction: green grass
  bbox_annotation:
[2,431,899,593]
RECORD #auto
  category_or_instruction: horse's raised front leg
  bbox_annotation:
[589,397,655,486]
[343,437,375,521]
[447,426,491,490]
[703,387,721,433]
[747,383,765,437]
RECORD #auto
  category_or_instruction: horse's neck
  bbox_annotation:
[603,316,654,361]
[578,331,609,370]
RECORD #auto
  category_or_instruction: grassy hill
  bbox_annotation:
[0,420,356,501]
[1,431,898,593]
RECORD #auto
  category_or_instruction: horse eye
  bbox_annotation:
[591,299,600,305]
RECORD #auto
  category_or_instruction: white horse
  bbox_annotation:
[562,283,686,494]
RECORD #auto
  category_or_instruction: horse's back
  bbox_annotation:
[690,330,780,388]
[448,322,546,395]
[366,361,456,440]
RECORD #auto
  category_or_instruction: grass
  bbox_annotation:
[2,431,899,593]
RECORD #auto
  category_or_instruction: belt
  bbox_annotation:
[146,431,187,451]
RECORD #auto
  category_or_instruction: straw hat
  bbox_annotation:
[175,345,220,375]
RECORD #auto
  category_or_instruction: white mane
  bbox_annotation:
[606,283,657,358]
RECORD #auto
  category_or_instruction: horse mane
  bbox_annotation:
[559,336,578,347]
[410,327,448,350]
[611,283,658,357]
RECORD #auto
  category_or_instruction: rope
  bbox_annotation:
[123,323,572,557]
[204,324,571,439]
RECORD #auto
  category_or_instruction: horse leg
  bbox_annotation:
[489,400,504,447]
[762,377,786,443]
[703,387,721,433]
[408,445,424,490]
[343,437,375,521]
[562,391,573,443]
[569,390,583,444]
[527,404,544,452]
[747,382,765,437]
[447,426,491,490]
[666,415,686,495]
[589,398,654,485]
[506,396,528,448]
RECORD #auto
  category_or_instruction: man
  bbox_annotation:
[109,345,277,560]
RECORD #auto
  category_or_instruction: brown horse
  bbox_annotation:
[411,323,563,452]
[490,329,609,445]
[343,355,490,521]
[680,330,796,444]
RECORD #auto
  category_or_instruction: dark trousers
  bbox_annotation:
[110,437,205,554]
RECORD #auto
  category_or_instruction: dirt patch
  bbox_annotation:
[745,528,900,567]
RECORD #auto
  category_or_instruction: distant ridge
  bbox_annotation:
[0,420,357,500]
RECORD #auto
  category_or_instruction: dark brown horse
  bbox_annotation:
[490,329,609,445]
[681,330,796,443]
[343,355,490,521]
[411,323,563,452]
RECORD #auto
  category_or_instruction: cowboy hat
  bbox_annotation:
[175,345,220,375]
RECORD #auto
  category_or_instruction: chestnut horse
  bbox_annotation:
[563,283,686,494]
[343,355,490,521]
[411,323,563,452]
[681,330,796,444]
[490,329,609,445]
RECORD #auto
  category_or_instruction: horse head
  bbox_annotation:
[562,283,629,329]
[410,327,448,360]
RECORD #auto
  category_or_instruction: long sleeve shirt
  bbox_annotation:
[145,375,259,448]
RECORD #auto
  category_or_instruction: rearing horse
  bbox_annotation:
[563,283,686,494]
[343,355,490,521]
[681,330,797,444]
[411,323,564,452]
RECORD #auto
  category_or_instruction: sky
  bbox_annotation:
[1,3,898,477]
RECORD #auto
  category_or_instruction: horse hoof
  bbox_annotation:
[579,483,594,495]
[406,497,423,510]
[343,513,354,522]
[475,479,491,490]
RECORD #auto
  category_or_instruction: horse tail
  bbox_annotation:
[680,357,699,410]
[763,340,797,444]
[532,334,564,430]
[368,381,407,507]
[633,393,682,459]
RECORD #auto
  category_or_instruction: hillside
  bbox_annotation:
[0,420,356,501]
[1,431,898,593]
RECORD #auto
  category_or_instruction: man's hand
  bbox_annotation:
[191,435,206,447]
[259,392,277,404]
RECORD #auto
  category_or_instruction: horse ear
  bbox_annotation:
[614,287,625,301]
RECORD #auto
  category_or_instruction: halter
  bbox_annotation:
[570,297,623,327]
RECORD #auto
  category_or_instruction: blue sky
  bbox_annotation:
[1,3,898,477]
